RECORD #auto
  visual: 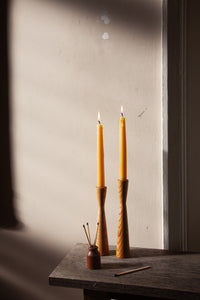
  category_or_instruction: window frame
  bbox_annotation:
[162,0,187,251]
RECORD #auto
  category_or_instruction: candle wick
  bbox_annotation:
[121,112,123,117]
[98,120,101,124]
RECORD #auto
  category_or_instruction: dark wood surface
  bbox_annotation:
[49,243,200,299]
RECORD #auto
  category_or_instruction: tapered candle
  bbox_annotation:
[97,112,105,187]
[119,106,127,180]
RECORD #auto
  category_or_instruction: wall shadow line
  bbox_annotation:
[0,0,19,228]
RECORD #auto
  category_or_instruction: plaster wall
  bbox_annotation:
[10,0,162,252]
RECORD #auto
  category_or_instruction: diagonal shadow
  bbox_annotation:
[46,0,161,37]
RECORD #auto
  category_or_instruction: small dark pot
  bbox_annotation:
[87,245,101,269]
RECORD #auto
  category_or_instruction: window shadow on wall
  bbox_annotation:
[48,0,161,37]
[0,0,18,228]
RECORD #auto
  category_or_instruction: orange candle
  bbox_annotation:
[119,106,127,180]
[97,112,105,187]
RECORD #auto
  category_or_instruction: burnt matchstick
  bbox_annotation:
[86,222,91,245]
[83,225,91,246]
[93,222,99,246]
[114,266,151,277]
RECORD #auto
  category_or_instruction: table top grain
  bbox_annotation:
[49,243,200,299]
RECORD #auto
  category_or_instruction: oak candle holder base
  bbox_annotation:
[96,186,109,256]
[116,179,130,258]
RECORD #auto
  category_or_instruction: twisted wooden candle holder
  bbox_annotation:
[96,186,109,256]
[116,179,130,258]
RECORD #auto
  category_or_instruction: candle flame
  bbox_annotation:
[121,105,124,116]
[98,112,101,123]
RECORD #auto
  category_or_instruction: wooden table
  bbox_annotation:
[49,243,200,300]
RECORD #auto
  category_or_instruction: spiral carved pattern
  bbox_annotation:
[96,186,109,256]
[116,179,130,258]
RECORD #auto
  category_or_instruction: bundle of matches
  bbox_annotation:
[83,222,99,247]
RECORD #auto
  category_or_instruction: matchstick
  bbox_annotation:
[114,266,151,277]
[86,222,91,245]
[83,225,91,246]
[94,222,99,246]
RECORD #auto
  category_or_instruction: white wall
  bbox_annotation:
[10,0,162,252]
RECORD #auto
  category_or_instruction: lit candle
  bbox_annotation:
[119,106,127,180]
[97,112,105,187]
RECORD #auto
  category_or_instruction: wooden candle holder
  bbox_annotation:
[96,186,109,256]
[116,179,130,258]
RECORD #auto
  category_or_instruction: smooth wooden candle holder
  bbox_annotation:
[96,186,109,256]
[116,179,130,258]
